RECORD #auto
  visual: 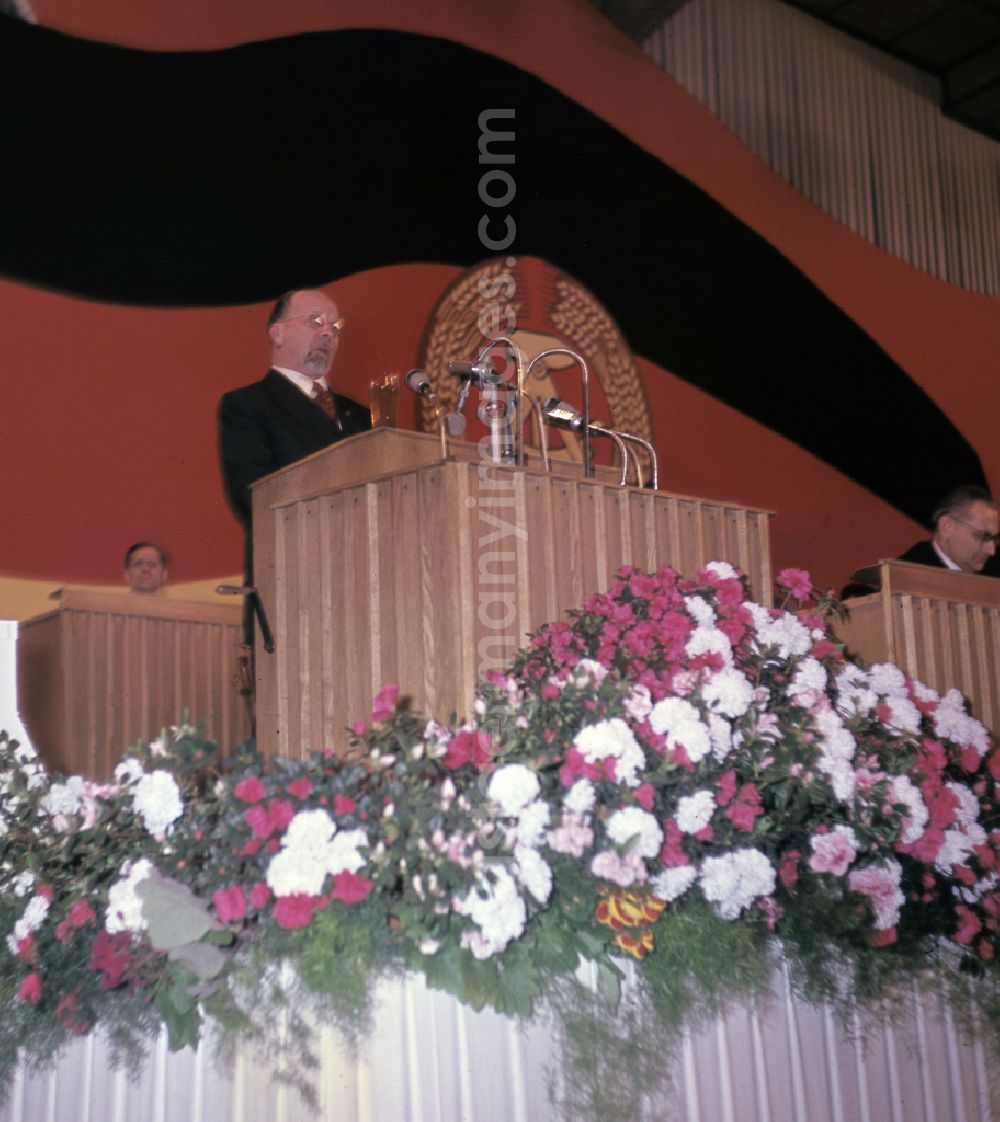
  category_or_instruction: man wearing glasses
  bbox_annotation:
[218,288,370,531]
[899,485,999,575]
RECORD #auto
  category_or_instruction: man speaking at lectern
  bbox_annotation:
[218,289,370,540]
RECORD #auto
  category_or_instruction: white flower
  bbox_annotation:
[148,736,168,757]
[699,849,776,919]
[649,865,697,902]
[266,811,368,897]
[132,771,183,836]
[40,776,85,818]
[454,864,526,958]
[789,657,827,698]
[515,845,552,903]
[879,696,922,735]
[10,870,35,898]
[327,828,368,875]
[266,848,329,897]
[889,775,928,844]
[701,667,753,718]
[114,758,144,786]
[708,713,734,761]
[753,612,811,659]
[649,698,712,763]
[564,779,596,816]
[488,764,540,816]
[515,800,551,850]
[106,858,154,933]
[572,659,608,688]
[868,663,907,697]
[676,790,715,834]
[705,561,738,580]
[948,782,981,831]
[685,626,733,668]
[7,894,51,954]
[623,684,653,721]
[684,595,716,627]
[935,826,985,875]
[284,808,335,853]
[933,689,990,758]
[573,719,644,787]
[606,806,662,858]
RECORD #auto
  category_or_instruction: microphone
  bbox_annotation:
[404,368,435,398]
[447,358,503,385]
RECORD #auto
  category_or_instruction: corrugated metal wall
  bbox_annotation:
[644,0,1000,296]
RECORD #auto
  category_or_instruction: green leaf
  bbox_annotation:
[136,869,222,950]
[168,941,227,981]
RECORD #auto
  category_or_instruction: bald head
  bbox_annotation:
[267,289,343,380]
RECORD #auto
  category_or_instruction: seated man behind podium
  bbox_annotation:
[899,485,999,575]
[124,542,168,594]
[218,289,370,532]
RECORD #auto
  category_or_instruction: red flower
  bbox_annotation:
[14,935,35,962]
[330,871,375,904]
[273,894,319,929]
[245,799,295,839]
[867,927,898,948]
[250,883,271,910]
[234,776,267,804]
[212,885,247,923]
[658,819,690,867]
[56,990,91,1035]
[333,794,357,816]
[17,972,42,1004]
[286,777,313,799]
[89,931,134,989]
[371,682,400,722]
[444,728,494,770]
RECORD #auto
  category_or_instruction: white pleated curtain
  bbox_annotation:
[644,0,1000,297]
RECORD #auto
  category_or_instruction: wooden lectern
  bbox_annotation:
[834,560,1000,729]
[17,589,250,779]
[251,428,773,759]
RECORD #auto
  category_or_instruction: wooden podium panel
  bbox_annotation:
[252,429,772,759]
[834,560,1000,729]
[17,589,250,779]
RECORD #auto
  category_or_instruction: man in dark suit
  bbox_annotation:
[898,485,999,575]
[218,288,370,531]
[842,484,999,598]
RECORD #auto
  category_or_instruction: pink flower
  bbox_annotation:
[273,894,319,929]
[954,905,982,945]
[658,819,690,867]
[17,972,42,1004]
[634,783,655,812]
[234,776,267,804]
[810,828,858,876]
[777,568,812,601]
[779,849,800,887]
[250,883,271,909]
[212,885,247,923]
[68,899,96,928]
[245,799,295,839]
[371,682,400,722]
[333,794,357,816]
[330,871,375,904]
[286,777,312,799]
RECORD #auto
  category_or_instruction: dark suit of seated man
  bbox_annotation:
[842,484,999,597]
[218,288,370,533]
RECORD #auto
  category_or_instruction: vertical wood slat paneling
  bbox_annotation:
[259,435,773,759]
[15,592,249,779]
[644,0,1000,296]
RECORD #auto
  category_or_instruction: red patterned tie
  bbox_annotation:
[311,384,338,423]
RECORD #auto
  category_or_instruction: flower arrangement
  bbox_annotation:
[1,562,998,1115]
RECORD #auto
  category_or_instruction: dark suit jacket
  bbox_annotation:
[897,539,945,568]
[218,369,370,529]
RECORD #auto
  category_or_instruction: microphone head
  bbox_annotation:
[405,368,432,396]
[447,361,476,381]
[445,413,467,437]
